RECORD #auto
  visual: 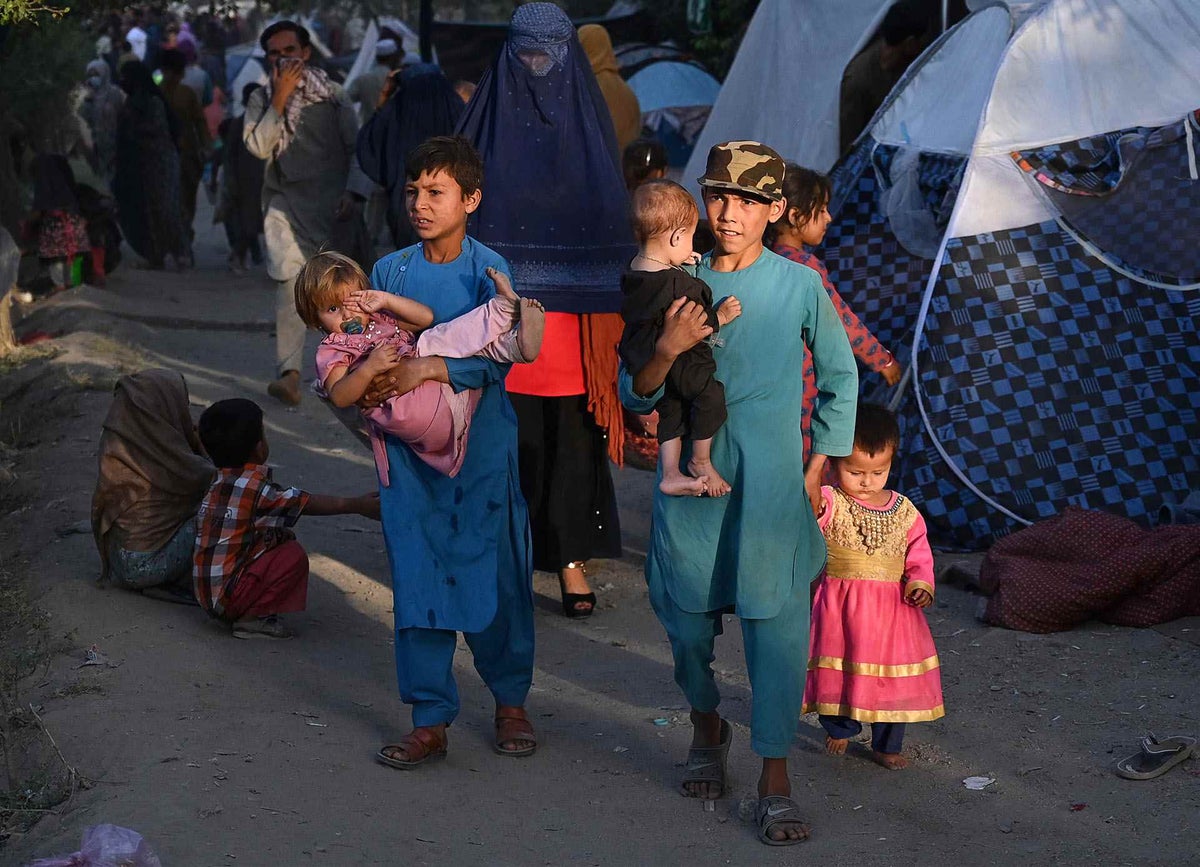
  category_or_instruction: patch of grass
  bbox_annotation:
[0,343,60,375]
[0,570,78,842]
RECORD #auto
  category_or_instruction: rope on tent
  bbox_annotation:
[1186,114,1198,180]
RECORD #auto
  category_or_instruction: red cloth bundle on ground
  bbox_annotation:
[979,507,1200,633]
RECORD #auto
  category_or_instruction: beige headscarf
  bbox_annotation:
[91,369,215,580]
[577,24,641,152]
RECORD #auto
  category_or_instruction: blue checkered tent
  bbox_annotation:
[826,0,1200,548]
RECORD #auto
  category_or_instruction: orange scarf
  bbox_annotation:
[580,312,625,467]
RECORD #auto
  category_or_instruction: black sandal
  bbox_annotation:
[559,561,596,619]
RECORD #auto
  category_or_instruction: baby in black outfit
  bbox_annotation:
[619,180,741,497]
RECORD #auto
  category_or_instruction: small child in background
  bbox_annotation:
[193,398,379,639]
[618,179,741,497]
[802,402,944,769]
[294,251,544,483]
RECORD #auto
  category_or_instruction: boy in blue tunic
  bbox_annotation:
[621,141,859,845]
[358,135,537,768]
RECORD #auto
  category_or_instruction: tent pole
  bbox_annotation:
[941,0,948,33]
[419,0,433,61]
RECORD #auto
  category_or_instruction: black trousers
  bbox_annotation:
[510,393,622,572]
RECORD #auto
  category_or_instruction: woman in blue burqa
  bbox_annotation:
[357,62,464,250]
[457,2,635,618]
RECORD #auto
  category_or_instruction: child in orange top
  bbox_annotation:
[802,402,943,769]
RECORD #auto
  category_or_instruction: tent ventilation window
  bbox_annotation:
[1013,113,1200,290]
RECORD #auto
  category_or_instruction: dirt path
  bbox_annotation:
[2,209,1197,866]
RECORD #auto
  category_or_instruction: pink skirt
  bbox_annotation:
[363,381,479,483]
[802,576,944,723]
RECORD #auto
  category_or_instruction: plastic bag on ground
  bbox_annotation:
[27,824,162,867]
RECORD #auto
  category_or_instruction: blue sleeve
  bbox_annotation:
[619,363,662,413]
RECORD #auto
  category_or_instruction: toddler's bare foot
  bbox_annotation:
[659,471,707,497]
[688,457,730,497]
[825,736,849,757]
[487,266,517,300]
[517,297,545,361]
[873,751,908,770]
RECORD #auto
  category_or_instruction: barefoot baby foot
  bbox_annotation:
[873,751,908,770]
[659,473,707,497]
[516,297,545,361]
[825,736,849,757]
[688,457,731,497]
[486,266,518,301]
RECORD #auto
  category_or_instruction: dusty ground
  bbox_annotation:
[1,209,1197,866]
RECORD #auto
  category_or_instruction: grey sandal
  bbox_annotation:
[755,795,811,846]
[680,719,732,799]
[1115,734,1196,780]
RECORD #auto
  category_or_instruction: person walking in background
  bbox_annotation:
[347,37,403,248]
[80,59,125,183]
[578,23,641,153]
[215,82,266,273]
[242,20,372,406]
[458,3,634,618]
[357,63,463,250]
[21,154,90,295]
[160,48,211,260]
[113,60,188,271]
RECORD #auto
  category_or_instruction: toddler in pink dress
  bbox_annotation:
[803,403,944,770]
[294,251,544,484]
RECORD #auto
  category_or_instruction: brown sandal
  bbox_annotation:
[376,726,448,769]
[494,706,537,757]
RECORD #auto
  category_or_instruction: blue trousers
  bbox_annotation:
[648,574,809,758]
[819,715,906,754]
[394,560,534,728]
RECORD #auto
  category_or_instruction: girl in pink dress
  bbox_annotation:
[802,403,943,770]
[293,251,544,484]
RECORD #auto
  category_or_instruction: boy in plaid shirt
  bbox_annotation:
[194,398,379,639]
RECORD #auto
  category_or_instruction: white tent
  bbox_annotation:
[896,0,1200,546]
[682,0,891,199]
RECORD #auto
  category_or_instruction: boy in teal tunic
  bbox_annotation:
[358,135,537,768]
[620,141,859,845]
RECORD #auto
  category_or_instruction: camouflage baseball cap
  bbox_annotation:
[697,140,786,202]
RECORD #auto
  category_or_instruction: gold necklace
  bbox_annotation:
[835,489,904,555]
[634,253,678,270]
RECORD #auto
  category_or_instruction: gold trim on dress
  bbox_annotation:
[801,702,946,723]
[826,545,905,581]
[905,580,935,599]
[807,654,941,677]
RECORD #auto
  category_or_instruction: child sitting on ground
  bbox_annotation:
[618,179,741,497]
[802,402,944,768]
[294,250,544,483]
[193,398,380,639]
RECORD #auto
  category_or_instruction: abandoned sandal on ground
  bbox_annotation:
[1114,734,1196,780]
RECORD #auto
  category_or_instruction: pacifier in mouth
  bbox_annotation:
[341,320,364,335]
